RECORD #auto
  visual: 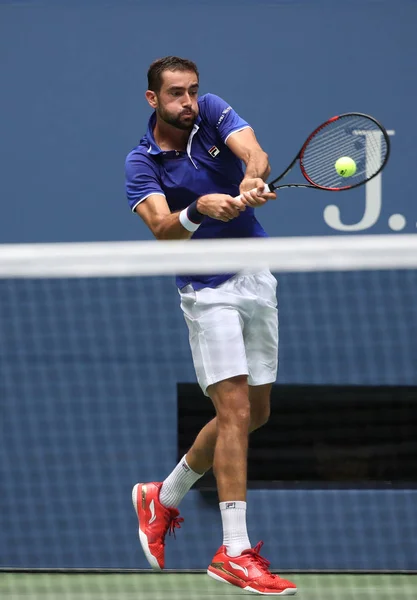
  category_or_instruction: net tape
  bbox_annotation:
[0,234,416,278]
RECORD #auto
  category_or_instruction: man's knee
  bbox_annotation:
[209,375,250,428]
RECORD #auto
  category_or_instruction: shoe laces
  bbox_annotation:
[242,541,273,573]
[165,508,184,540]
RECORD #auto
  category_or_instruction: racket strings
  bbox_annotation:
[305,124,384,171]
[301,116,388,189]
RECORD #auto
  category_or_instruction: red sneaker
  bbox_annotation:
[207,541,297,595]
[131,482,183,570]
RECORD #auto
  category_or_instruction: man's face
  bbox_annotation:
[152,69,199,131]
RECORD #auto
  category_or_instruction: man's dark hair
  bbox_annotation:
[147,56,199,93]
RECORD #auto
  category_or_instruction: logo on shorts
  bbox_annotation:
[208,145,220,158]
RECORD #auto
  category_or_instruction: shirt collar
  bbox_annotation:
[145,111,201,155]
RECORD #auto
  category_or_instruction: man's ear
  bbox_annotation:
[145,90,158,109]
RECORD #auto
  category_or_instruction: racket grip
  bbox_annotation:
[235,183,272,201]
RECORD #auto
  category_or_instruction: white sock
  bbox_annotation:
[219,501,251,557]
[159,455,204,508]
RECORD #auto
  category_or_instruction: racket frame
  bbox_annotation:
[267,112,391,193]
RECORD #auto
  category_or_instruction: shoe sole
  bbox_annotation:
[207,568,297,596]
[132,484,161,571]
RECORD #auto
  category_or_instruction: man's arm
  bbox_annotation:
[226,128,276,206]
[135,193,246,240]
[135,194,192,240]
[226,127,271,181]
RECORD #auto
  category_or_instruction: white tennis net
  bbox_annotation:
[1,234,416,277]
[1,234,416,600]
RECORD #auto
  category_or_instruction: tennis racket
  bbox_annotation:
[244,112,390,195]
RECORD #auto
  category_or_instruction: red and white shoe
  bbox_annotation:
[132,482,183,570]
[207,541,297,595]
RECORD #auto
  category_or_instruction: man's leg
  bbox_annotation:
[160,382,272,508]
[208,375,250,501]
[160,380,271,559]
[206,375,251,556]
[205,380,297,595]
[184,382,271,483]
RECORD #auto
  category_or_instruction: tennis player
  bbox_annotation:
[126,56,297,596]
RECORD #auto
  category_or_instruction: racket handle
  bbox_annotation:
[235,182,272,201]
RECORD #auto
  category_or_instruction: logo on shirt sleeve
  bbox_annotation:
[216,106,232,128]
[208,145,220,158]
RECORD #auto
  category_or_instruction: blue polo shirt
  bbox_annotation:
[125,93,267,289]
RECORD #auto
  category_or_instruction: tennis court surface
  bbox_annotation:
[1,573,417,600]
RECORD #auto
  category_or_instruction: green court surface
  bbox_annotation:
[1,573,416,600]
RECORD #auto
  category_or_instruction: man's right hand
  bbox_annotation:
[196,194,246,222]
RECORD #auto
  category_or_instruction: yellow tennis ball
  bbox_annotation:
[335,156,357,177]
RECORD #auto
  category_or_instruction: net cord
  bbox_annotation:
[0,234,415,278]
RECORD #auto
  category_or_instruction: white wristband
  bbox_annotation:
[179,208,202,232]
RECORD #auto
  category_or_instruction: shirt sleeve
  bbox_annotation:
[125,151,165,213]
[201,93,251,144]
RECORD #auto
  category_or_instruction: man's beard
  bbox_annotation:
[158,107,197,131]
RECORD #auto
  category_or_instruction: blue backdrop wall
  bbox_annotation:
[0,0,416,243]
[1,0,416,572]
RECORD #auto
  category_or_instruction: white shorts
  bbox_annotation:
[179,270,278,396]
